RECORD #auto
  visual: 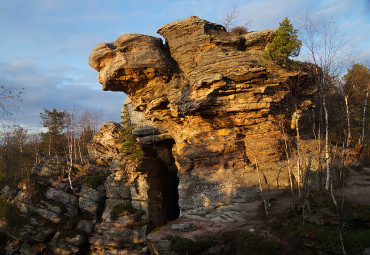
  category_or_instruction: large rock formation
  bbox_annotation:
[89,16,316,222]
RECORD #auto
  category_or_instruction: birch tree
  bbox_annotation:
[343,64,370,145]
[298,12,348,190]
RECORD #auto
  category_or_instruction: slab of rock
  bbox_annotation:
[45,188,78,206]
[132,126,160,137]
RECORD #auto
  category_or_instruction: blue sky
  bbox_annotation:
[0,0,369,131]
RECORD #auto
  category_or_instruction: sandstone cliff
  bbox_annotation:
[89,16,317,223]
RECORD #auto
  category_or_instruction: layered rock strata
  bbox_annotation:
[89,16,316,222]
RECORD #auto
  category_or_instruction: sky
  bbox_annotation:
[0,0,369,131]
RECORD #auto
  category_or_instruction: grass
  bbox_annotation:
[234,231,286,255]
[281,196,370,254]
[110,202,140,218]
[169,236,213,255]
[343,201,370,222]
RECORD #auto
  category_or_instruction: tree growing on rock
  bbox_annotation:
[263,17,302,67]
[119,105,144,161]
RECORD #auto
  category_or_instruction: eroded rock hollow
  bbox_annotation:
[89,16,316,222]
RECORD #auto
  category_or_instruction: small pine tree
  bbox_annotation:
[119,105,144,161]
[263,17,302,66]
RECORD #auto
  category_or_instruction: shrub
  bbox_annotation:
[84,175,105,189]
[230,26,248,34]
[119,105,144,162]
[235,231,285,255]
[110,202,137,218]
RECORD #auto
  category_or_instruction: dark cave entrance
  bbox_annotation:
[141,139,180,233]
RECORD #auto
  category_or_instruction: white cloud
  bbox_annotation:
[0,59,124,130]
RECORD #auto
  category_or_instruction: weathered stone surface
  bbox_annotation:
[29,206,62,223]
[77,219,95,234]
[90,16,317,221]
[45,188,78,206]
[78,185,105,217]
[105,176,131,199]
[79,197,101,216]
[87,121,121,164]
[79,185,105,202]
[132,126,160,137]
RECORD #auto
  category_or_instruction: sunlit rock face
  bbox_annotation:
[89,16,316,222]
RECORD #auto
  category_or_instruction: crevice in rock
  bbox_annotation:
[140,139,180,234]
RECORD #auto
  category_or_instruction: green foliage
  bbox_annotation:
[343,64,370,99]
[119,105,144,161]
[83,175,106,189]
[169,236,213,255]
[342,64,370,144]
[343,229,370,254]
[110,202,137,218]
[235,231,285,255]
[40,108,68,155]
[263,17,302,66]
[343,201,370,222]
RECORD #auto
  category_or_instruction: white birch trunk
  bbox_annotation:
[344,96,351,147]
[294,102,301,197]
[361,91,369,144]
[283,134,294,193]
[323,95,331,190]
[48,135,51,155]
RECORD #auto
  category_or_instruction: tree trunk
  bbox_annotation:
[78,139,82,163]
[252,148,269,215]
[48,135,51,156]
[361,91,369,144]
[283,134,294,193]
[311,108,316,140]
[323,95,331,190]
[344,95,351,147]
[294,102,301,197]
